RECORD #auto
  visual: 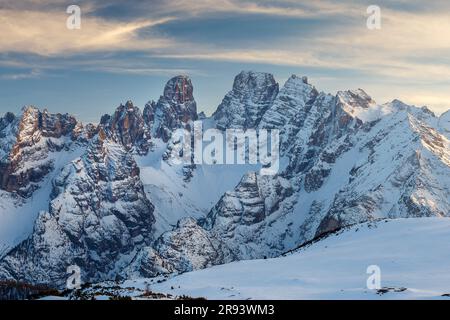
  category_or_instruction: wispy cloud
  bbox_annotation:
[0,68,42,80]
[0,8,174,55]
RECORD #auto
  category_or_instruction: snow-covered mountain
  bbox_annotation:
[0,71,449,292]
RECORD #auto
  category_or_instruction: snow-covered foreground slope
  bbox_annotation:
[128,218,450,300]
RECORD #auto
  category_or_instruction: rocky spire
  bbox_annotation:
[143,75,198,142]
[100,101,150,154]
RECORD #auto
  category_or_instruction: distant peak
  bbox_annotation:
[287,74,308,84]
[337,89,375,108]
[1,112,15,124]
[420,106,435,117]
[113,101,140,118]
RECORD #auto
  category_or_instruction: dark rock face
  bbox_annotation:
[205,173,274,230]
[144,75,198,142]
[0,136,155,287]
[0,107,81,196]
[100,101,151,154]
[213,71,279,130]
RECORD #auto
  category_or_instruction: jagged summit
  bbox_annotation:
[213,71,279,130]
[143,75,198,142]
[231,71,277,91]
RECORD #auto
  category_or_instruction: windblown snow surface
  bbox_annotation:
[120,218,450,300]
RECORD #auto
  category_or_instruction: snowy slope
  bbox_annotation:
[132,218,450,300]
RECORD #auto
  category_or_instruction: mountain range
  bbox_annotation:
[0,71,449,292]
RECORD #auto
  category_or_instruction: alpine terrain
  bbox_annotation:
[0,71,449,298]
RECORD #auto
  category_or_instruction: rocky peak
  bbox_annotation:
[163,75,194,104]
[0,107,81,196]
[331,89,378,134]
[17,106,78,140]
[0,112,16,128]
[143,76,198,142]
[100,101,150,154]
[420,106,435,117]
[213,71,279,130]
[232,71,276,91]
[161,75,197,122]
[388,99,409,111]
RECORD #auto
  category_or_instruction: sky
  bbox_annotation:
[0,0,450,123]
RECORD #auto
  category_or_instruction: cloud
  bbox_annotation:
[142,0,365,18]
[0,69,42,80]
[0,8,174,55]
[154,3,450,83]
